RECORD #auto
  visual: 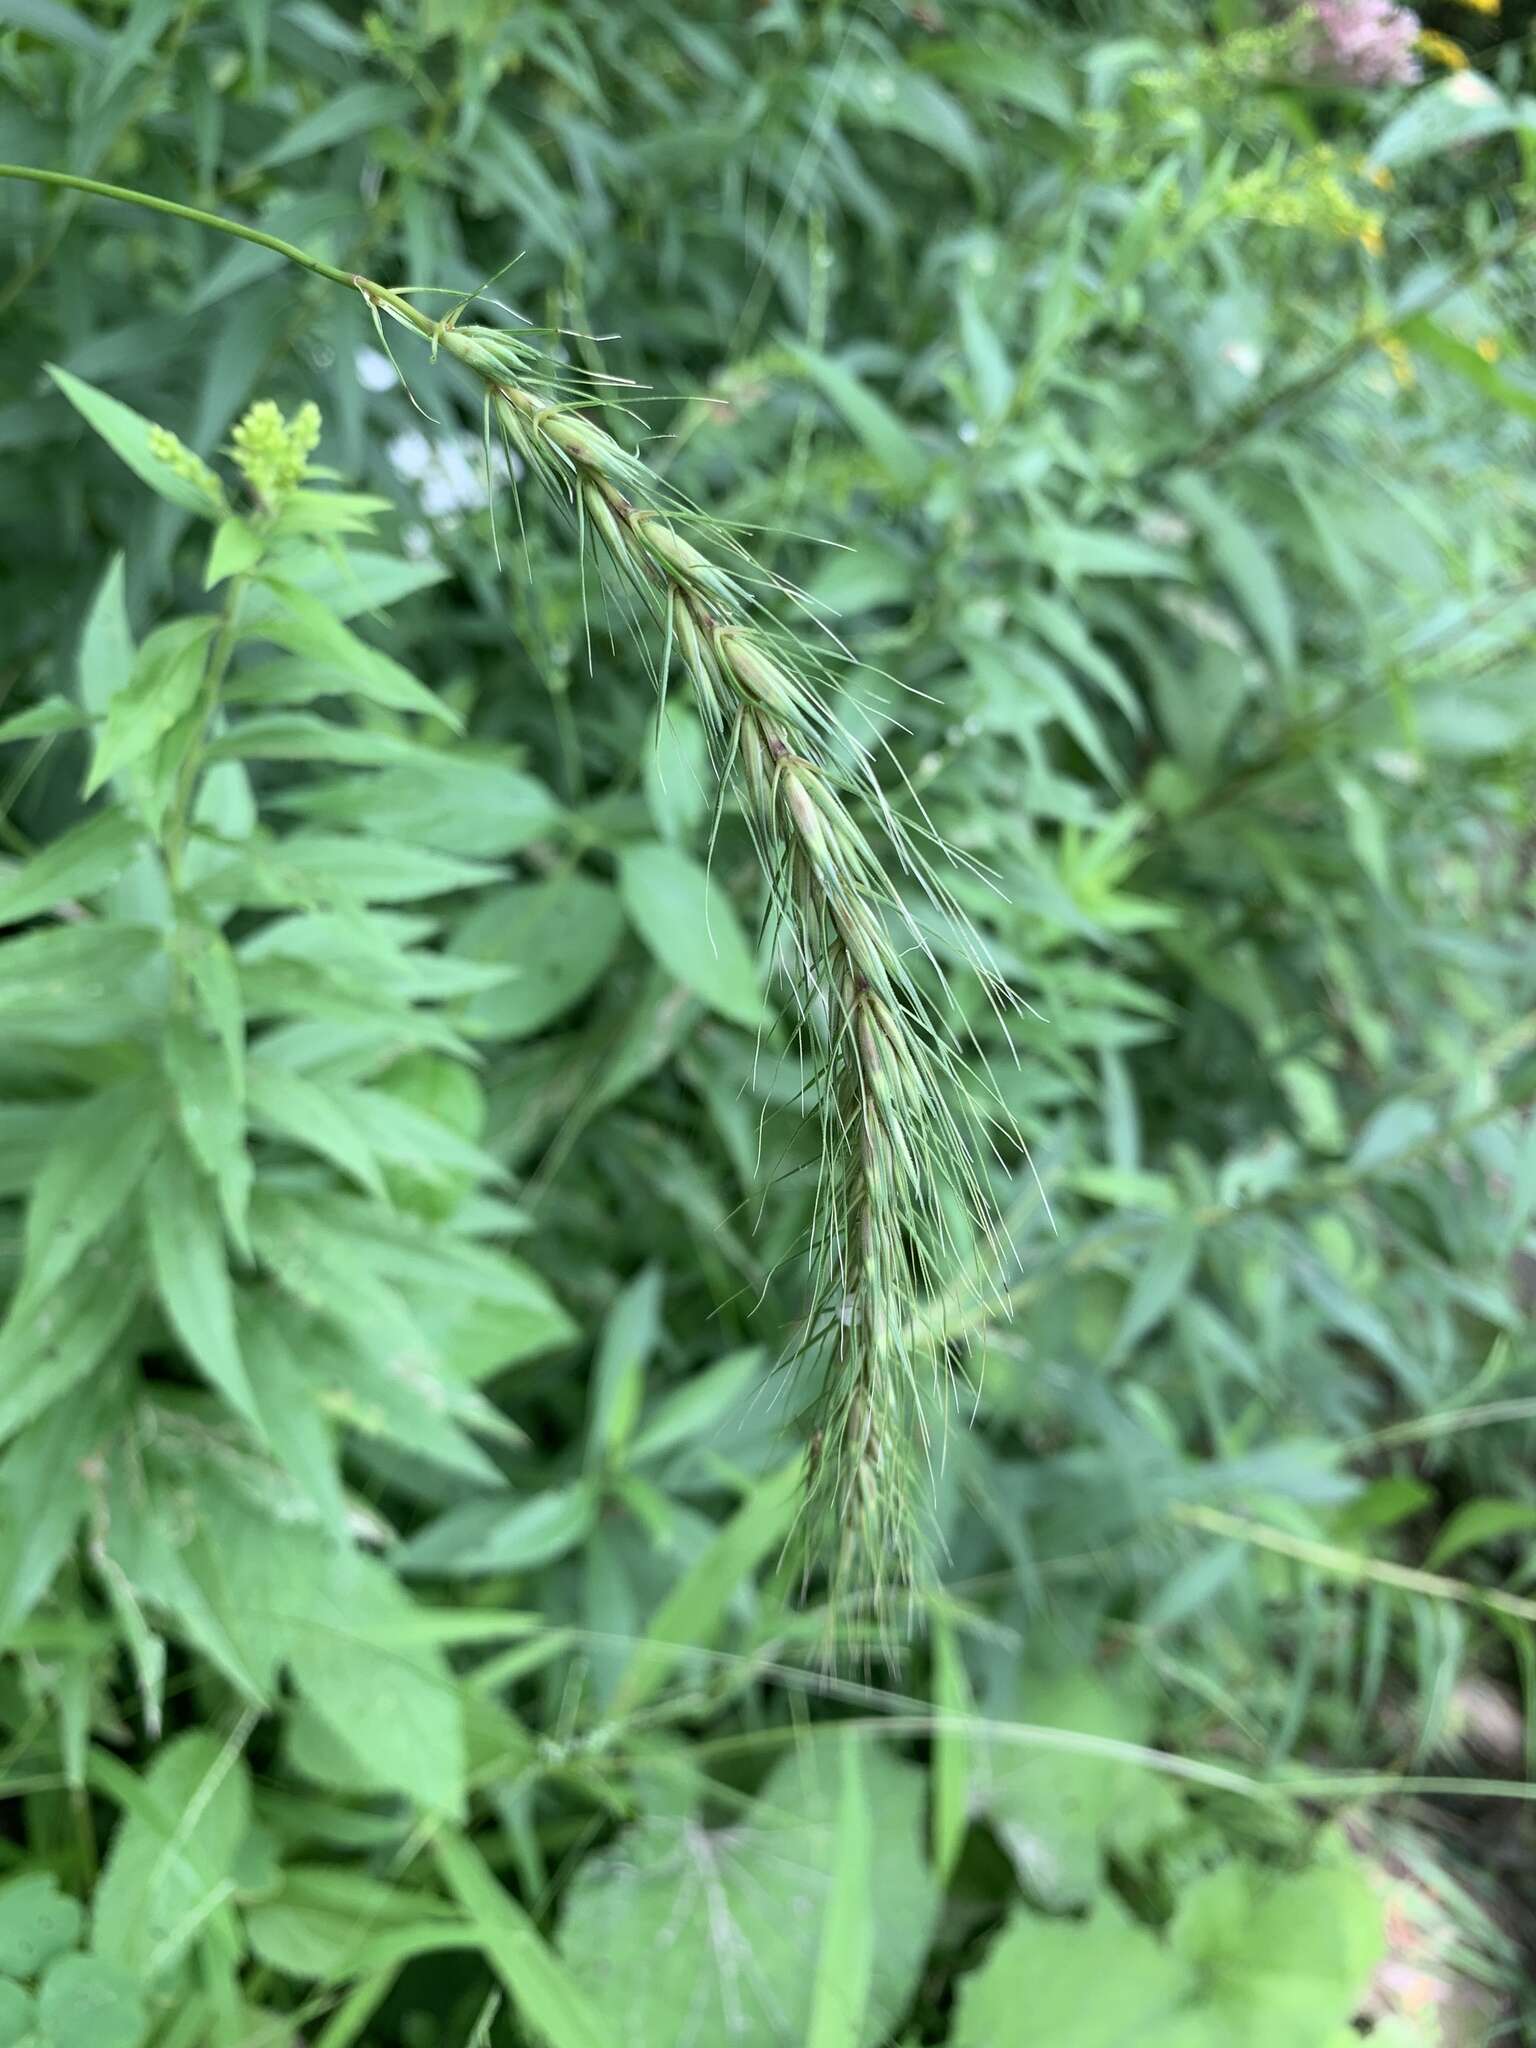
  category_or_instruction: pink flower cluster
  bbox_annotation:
[1303,0,1422,86]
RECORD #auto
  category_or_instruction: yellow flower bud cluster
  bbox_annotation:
[1223,148,1385,255]
[228,399,322,502]
[147,424,226,507]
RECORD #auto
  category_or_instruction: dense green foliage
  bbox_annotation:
[2,1,1536,2042]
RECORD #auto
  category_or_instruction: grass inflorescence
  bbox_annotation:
[0,160,1017,1612]
[363,285,1014,1609]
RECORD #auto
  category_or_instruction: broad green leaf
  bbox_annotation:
[142,1136,259,1427]
[251,582,459,727]
[557,1735,938,2048]
[971,1669,1184,1910]
[0,1227,140,1442]
[951,1898,1199,2048]
[1170,1851,1383,2046]
[1034,525,1190,582]
[628,1346,765,1465]
[1369,73,1513,170]
[619,843,765,1029]
[454,874,626,1037]
[247,1867,464,1981]
[35,1954,146,2048]
[436,1829,607,2048]
[15,1079,162,1314]
[195,830,500,909]
[0,697,91,744]
[250,82,419,172]
[283,1545,467,1817]
[85,617,218,795]
[1348,1098,1438,1175]
[276,752,562,857]
[643,701,709,842]
[0,810,142,928]
[46,367,225,516]
[1426,1498,1536,1571]
[0,1874,82,1978]
[398,1485,598,1578]
[1399,315,1536,423]
[92,1732,253,1980]
[0,1979,34,2048]
[205,516,266,587]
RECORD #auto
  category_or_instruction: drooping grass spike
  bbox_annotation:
[0,165,1011,1612]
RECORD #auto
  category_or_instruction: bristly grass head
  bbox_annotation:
[361,277,1020,1624]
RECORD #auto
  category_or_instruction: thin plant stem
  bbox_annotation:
[1174,1502,1536,1631]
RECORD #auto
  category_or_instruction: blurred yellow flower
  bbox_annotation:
[1451,0,1498,14]
[1378,335,1416,388]
[1416,30,1469,67]
[1475,335,1501,362]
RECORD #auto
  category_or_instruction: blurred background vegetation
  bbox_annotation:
[2,0,1536,2042]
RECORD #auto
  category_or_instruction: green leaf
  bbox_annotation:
[276,751,562,857]
[0,1226,140,1443]
[78,556,134,716]
[1170,1850,1383,2046]
[615,1462,799,1711]
[251,582,459,727]
[929,1615,972,1881]
[557,1735,938,2048]
[246,1867,464,1981]
[0,1978,35,2048]
[951,1898,1199,2048]
[1398,315,1536,423]
[0,810,142,927]
[806,1738,875,2048]
[46,367,224,516]
[205,516,267,587]
[14,1079,163,1315]
[283,1545,467,1817]
[619,843,765,1030]
[398,1485,599,1578]
[1110,1216,1199,1363]
[0,697,91,744]
[1165,472,1296,680]
[0,1874,83,1978]
[92,1731,252,1981]
[0,1390,111,1638]
[142,1136,260,1427]
[436,1829,607,2048]
[1034,525,1190,582]
[586,1266,663,1467]
[781,342,930,491]
[85,616,218,795]
[1426,1498,1536,1571]
[195,830,500,909]
[628,1346,765,1465]
[1369,73,1513,171]
[249,81,417,172]
[36,1955,146,2048]
[454,874,626,1037]
[1348,1098,1438,1175]
[972,1669,1184,1910]
[164,1012,252,1250]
